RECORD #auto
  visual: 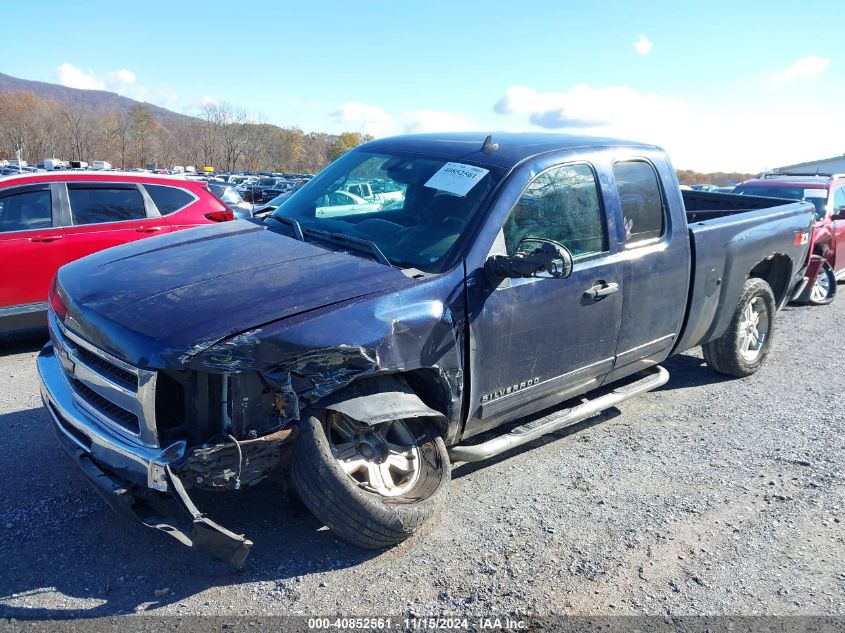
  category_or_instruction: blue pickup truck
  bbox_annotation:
[38,133,814,567]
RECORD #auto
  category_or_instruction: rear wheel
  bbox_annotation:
[291,411,450,548]
[702,277,776,377]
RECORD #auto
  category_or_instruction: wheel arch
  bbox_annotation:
[313,371,455,441]
[748,253,793,309]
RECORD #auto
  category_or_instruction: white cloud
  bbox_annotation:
[403,110,473,134]
[634,34,653,55]
[492,82,845,172]
[200,95,218,107]
[331,103,476,137]
[55,63,136,93]
[55,63,105,90]
[54,63,179,108]
[331,102,397,137]
[494,84,690,133]
[106,69,136,88]
[769,55,830,86]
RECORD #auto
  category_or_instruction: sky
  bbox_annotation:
[2,0,843,172]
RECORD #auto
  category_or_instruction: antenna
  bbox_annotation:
[481,134,499,153]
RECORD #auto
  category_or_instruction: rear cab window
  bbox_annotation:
[143,184,196,215]
[612,160,666,245]
[0,185,53,233]
[67,183,147,225]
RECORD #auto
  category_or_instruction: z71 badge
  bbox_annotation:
[481,378,540,403]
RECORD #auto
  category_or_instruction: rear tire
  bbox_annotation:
[702,277,776,377]
[291,411,450,549]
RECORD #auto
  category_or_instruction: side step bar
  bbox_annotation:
[448,365,669,463]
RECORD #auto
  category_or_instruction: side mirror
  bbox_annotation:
[833,208,845,221]
[486,238,573,280]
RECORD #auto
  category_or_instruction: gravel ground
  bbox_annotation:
[0,297,843,620]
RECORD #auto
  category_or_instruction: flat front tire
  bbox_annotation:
[702,277,776,377]
[291,411,450,549]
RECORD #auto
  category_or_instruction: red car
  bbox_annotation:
[0,171,235,332]
[734,174,845,305]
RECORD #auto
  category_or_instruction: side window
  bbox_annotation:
[67,184,146,225]
[613,161,666,244]
[0,187,53,233]
[144,184,195,215]
[503,163,606,258]
[833,187,845,214]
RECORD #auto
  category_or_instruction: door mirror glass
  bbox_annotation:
[486,237,573,280]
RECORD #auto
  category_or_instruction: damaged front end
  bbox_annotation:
[37,315,308,569]
[39,261,467,567]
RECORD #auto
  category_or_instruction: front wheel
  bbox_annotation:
[291,411,450,548]
[702,277,776,377]
[800,261,836,306]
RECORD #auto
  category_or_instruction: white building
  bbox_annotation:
[773,154,845,175]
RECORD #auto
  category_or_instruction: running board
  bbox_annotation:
[448,366,669,463]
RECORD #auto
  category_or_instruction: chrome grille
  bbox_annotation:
[49,315,160,448]
[73,345,138,391]
[70,378,140,433]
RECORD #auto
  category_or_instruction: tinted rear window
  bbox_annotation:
[67,184,146,225]
[613,161,666,244]
[144,184,195,215]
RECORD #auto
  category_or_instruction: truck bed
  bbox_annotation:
[682,190,795,223]
[673,192,815,355]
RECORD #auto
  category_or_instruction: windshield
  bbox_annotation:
[258,178,278,187]
[268,149,503,271]
[734,184,828,220]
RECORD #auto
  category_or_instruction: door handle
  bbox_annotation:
[583,282,619,301]
[29,235,64,243]
[135,226,163,233]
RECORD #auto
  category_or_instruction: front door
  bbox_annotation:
[0,182,66,310]
[465,161,622,437]
[830,185,845,275]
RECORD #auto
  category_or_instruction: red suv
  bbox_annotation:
[0,172,235,332]
[734,174,845,305]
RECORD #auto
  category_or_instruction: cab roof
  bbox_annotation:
[360,132,660,170]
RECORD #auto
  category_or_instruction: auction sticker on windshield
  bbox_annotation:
[804,189,827,198]
[425,162,489,197]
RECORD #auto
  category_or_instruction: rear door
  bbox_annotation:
[606,157,690,381]
[62,181,171,263]
[0,183,66,310]
[465,159,623,436]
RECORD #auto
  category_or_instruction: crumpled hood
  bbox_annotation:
[56,221,414,368]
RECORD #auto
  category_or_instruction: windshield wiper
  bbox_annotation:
[303,228,393,267]
[265,215,305,241]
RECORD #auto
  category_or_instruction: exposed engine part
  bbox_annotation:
[176,427,294,490]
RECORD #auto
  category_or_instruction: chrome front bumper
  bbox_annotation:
[38,342,252,568]
[37,343,181,491]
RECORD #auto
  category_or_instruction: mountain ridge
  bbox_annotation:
[0,71,195,125]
